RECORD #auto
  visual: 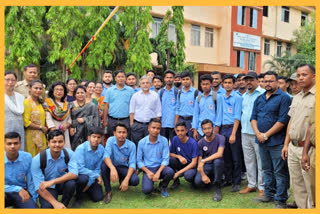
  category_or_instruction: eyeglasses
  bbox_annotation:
[5,78,17,82]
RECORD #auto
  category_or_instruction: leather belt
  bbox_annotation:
[221,124,233,129]
[291,140,305,147]
[180,116,193,120]
[108,115,129,120]
[134,119,149,125]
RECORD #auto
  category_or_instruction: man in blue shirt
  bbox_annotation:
[103,70,134,137]
[101,122,139,204]
[211,71,226,95]
[235,73,247,96]
[31,130,78,209]
[72,127,105,208]
[194,119,225,202]
[175,71,199,137]
[219,74,243,192]
[278,76,293,99]
[151,75,163,93]
[159,69,178,142]
[5,132,37,208]
[169,121,198,190]
[101,70,114,97]
[137,118,174,197]
[126,72,141,93]
[251,71,291,208]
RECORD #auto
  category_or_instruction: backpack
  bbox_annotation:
[197,91,218,113]
[159,87,179,103]
[40,148,70,175]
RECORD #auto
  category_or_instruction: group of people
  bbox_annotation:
[4,63,315,209]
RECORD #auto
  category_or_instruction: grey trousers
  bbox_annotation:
[130,121,149,146]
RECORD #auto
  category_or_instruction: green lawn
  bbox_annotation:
[76,175,294,209]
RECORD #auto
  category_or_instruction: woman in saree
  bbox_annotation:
[43,81,72,149]
[66,78,77,102]
[23,79,48,157]
[85,81,96,103]
[69,85,100,150]
[92,82,105,119]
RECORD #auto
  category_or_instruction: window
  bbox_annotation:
[236,50,245,70]
[301,12,308,26]
[276,41,282,57]
[191,24,201,46]
[248,52,256,71]
[237,6,246,25]
[286,43,291,56]
[281,6,290,23]
[249,8,258,28]
[168,24,177,43]
[152,17,162,38]
[205,27,214,47]
[263,6,268,17]
[264,39,270,55]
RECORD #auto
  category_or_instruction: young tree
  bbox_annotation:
[172,6,186,72]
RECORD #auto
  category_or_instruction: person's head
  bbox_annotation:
[264,71,278,93]
[237,73,246,89]
[80,79,88,86]
[258,73,265,89]
[278,76,289,93]
[113,122,128,143]
[244,72,259,92]
[5,132,21,155]
[288,72,301,95]
[66,78,77,94]
[148,118,161,138]
[175,121,188,141]
[147,70,156,80]
[200,74,213,93]
[164,69,175,86]
[73,85,87,102]
[201,119,214,138]
[47,129,65,153]
[5,70,18,92]
[152,75,163,90]
[48,81,67,102]
[139,75,152,92]
[94,82,103,95]
[174,74,182,88]
[222,74,235,92]
[23,64,38,83]
[114,70,126,86]
[211,71,222,88]
[88,127,104,149]
[102,70,113,85]
[180,71,192,88]
[85,81,95,96]
[29,79,43,99]
[296,64,315,90]
[126,72,137,87]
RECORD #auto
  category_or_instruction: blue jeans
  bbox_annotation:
[169,157,197,183]
[259,143,289,203]
[142,166,174,194]
[5,191,37,208]
[194,158,224,186]
[76,174,103,202]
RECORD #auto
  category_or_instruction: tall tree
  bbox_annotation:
[172,6,185,72]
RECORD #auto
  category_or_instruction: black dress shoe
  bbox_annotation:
[104,192,112,204]
[170,179,180,190]
[212,184,222,202]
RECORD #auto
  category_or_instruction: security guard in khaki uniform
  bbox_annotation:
[281,64,315,208]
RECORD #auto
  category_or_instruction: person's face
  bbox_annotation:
[153,79,163,89]
[113,126,127,143]
[126,75,137,87]
[115,73,126,86]
[48,135,65,153]
[201,123,213,138]
[234,79,239,89]
[200,80,212,93]
[86,82,95,95]
[88,133,102,150]
[81,81,87,86]
[264,75,278,92]
[175,126,188,141]
[296,66,315,89]
[147,72,155,80]
[258,78,265,89]
[5,137,21,155]
[222,78,234,92]
[24,67,38,82]
[148,122,161,138]
[75,88,86,102]
[182,76,192,88]
[140,78,151,91]
[174,77,181,83]
[103,73,113,85]
[245,77,258,91]
[164,73,174,86]
[30,82,43,98]
[53,85,65,101]
[239,77,246,89]
[67,80,77,93]
[278,79,288,92]
[95,83,103,95]
[5,74,17,92]
[290,80,301,95]
[211,74,221,87]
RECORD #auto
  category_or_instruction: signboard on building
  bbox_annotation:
[233,32,261,50]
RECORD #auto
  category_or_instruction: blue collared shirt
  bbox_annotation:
[104,85,134,118]
[137,135,169,168]
[286,92,293,99]
[221,90,243,125]
[104,136,136,170]
[74,141,104,186]
[133,87,141,93]
[241,87,265,135]
[150,86,155,91]
[159,87,177,128]
[217,85,226,95]
[31,148,78,191]
[251,88,291,146]
[192,90,223,135]
[102,83,114,97]
[176,86,199,117]
[5,151,36,201]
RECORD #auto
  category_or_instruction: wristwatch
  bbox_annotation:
[201,159,205,163]
[263,133,268,140]
[39,125,42,131]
